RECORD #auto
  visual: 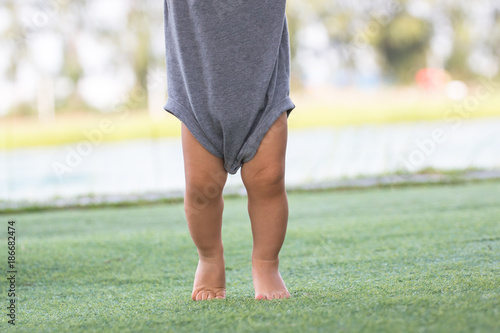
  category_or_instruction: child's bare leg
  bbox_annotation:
[241,112,290,300]
[181,124,228,301]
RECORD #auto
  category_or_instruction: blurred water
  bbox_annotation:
[1,118,500,204]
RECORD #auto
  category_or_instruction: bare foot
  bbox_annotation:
[252,257,290,300]
[191,255,226,301]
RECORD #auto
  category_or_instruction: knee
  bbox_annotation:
[185,170,227,204]
[242,164,285,195]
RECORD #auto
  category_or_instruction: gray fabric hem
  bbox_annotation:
[163,99,224,159]
[226,96,296,174]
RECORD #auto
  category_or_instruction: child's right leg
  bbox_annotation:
[181,124,228,301]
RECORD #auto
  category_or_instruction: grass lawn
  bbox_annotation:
[3,180,500,332]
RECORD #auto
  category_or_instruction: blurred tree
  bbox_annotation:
[2,0,499,117]
[4,1,19,82]
[285,1,307,90]
[372,12,432,83]
[126,0,151,110]
[60,1,86,111]
[288,0,434,84]
[483,4,500,79]
[4,0,36,115]
[441,3,474,80]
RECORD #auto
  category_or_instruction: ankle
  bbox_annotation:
[198,247,225,262]
[252,255,280,265]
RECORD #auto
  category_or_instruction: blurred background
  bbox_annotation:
[1,0,500,208]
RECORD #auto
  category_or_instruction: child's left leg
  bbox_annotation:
[241,112,291,300]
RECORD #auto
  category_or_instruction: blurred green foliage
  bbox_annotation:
[286,0,499,82]
[374,13,431,83]
[2,0,499,115]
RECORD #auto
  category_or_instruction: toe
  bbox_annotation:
[255,294,265,300]
[202,292,209,300]
[215,290,226,299]
[207,292,215,300]
[196,292,203,301]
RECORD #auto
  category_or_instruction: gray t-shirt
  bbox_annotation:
[163,0,295,174]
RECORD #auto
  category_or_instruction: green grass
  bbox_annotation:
[3,181,500,332]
